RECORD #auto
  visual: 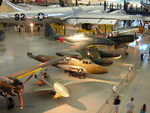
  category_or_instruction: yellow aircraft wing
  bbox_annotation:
[1,57,65,79]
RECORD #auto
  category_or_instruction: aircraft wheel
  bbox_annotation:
[69,73,72,76]
[82,24,92,30]
[79,74,86,79]
[0,30,5,41]
[7,97,15,110]
[49,91,56,98]
[125,52,128,55]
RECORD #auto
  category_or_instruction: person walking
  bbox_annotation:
[126,97,134,113]
[141,49,145,61]
[140,104,146,113]
[113,95,121,113]
[104,1,107,10]
[148,48,150,60]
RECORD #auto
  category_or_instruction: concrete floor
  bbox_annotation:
[0,28,149,113]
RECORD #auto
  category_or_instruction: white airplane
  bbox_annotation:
[140,1,150,10]
[32,70,73,99]
[0,0,150,30]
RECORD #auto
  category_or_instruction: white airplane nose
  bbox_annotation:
[54,82,70,97]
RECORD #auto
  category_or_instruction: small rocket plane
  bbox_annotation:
[32,70,73,99]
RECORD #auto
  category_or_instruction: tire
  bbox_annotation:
[7,97,15,110]
[82,24,92,30]
[125,52,128,55]
[0,30,5,41]
[79,75,86,79]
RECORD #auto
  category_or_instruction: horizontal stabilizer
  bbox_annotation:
[32,85,52,92]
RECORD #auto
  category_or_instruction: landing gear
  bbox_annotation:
[125,45,128,55]
[49,91,56,98]
[82,24,92,30]
[69,72,86,79]
[0,30,5,41]
[125,52,129,55]
[7,97,15,110]
[0,91,15,110]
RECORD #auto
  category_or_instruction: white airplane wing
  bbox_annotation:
[32,85,53,92]
[0,1,150,25]
[66,12,150,25]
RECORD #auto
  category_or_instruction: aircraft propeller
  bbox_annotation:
[1,74,34,109]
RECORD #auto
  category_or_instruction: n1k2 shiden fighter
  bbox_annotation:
[58,26,144,55]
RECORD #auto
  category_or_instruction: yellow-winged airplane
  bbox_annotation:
[0,57,71,110]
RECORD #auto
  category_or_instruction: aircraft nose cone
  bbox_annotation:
[54,82,70,97]
[63,92,70,97]
[59,37,65,42]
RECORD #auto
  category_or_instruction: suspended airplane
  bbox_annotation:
[0,0,150,31]
[0,57,65,109]
[27,52,108,79]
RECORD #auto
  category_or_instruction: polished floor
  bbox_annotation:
[0,28,150,113]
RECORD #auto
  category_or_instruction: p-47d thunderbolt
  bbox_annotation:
[27,52,108,79]
[0,0,150,30]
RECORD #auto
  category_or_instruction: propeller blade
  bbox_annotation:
[23,74,34,84]
[18,93,23,109]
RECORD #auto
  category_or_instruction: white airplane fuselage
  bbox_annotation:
[0,5,103,24]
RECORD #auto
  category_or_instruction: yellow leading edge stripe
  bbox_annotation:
[17,68,43,79]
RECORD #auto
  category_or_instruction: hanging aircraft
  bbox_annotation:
[27,52,109,79]
[0,0,150,31]
[0,57,66,109]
